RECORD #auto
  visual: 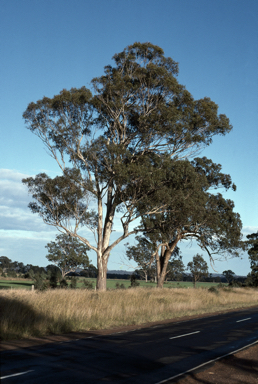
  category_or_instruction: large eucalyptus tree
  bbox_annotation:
[23,42,233,290]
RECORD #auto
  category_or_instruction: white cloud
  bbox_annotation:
[242,226,258,238]
[0,168,50,232]
[0,169,31,182]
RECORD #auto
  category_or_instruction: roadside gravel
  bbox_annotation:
[175,343,258,384]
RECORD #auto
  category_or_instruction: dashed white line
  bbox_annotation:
[1,370,34,380]
[236,317,251,323]
[169,331,200,340]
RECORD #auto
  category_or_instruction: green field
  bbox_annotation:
[0,279,34,290]
[0,278,224,290]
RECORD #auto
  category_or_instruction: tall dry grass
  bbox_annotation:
[1,287,257,340]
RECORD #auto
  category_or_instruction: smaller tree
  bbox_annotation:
[46,234,91,278]
[125,236,156,282]
[80,263,98,278]
[0,256,12,270]
[187,254,208,288]
[222,270,235,284]
[166,257,185,281]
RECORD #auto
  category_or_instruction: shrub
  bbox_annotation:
[49,274,58,289]
[130,274,140,287]
[60,279,68,288]
[208,286,218,294]
[115,283,126,289]
[229,279,242,287]
[34,274,48,291]
[7,270,17,278]
[83,280,94,289]
[70,277,77,289]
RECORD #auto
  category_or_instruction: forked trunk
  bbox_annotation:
[156,247,172,288]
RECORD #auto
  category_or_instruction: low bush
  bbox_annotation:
[60,279,68,289]
[83,280,94,290]
[115,283,126,289]
[70,277,77,289]
[208,286,218,294]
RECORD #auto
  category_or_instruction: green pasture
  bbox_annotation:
[0,279,34,290]
[0,277,224,290]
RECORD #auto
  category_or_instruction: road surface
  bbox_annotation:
[1,307,258,383]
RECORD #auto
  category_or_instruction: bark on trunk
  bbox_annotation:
[96,256,108,291]
[157,248,171,288]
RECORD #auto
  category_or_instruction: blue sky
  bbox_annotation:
[0,0,257,275]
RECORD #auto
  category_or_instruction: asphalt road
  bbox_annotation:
[1,307,258,383]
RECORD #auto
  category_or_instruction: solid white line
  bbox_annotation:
[1,370,34,380]
[169,331,200,340]
[155,339,258,384]
[236,317,251,323]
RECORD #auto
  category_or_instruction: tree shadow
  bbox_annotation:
[0,295,75,341]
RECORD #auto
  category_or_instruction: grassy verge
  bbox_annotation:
[0,287,257,341]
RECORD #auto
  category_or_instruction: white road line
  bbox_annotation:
[169,331,200,340]
[1,370,34,380]
[155,339,258,384]
[236,317,251,323]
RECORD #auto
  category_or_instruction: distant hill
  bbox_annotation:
[107,270,133,275]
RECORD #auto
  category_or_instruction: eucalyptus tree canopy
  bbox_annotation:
[139,157,243,288]
[23,42,233,290]
[45,234,90,278]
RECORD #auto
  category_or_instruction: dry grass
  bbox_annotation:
[0,287,258,341]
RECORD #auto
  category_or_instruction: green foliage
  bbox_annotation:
[115,282,126,289]
[60,278,68,289]
[229,279,242,287]
[166,257,185,281]
[45,234,90,277]
[125,236,156,281]
[49,273,58,289]
[245,232,258,286]
[7,270,17,278]
[70,277,77,289]
[222,270,235,284]
[22,42,239,291]
[83,280,94,290]
[34,274,48,291]
[0,256,12,269]
[208,286,219,294]
[130,274,140,287]
[187,254,209,288]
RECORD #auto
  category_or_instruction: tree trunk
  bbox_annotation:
[193,276,196,288]
[96,255,108,291]
[157,249,171,288]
